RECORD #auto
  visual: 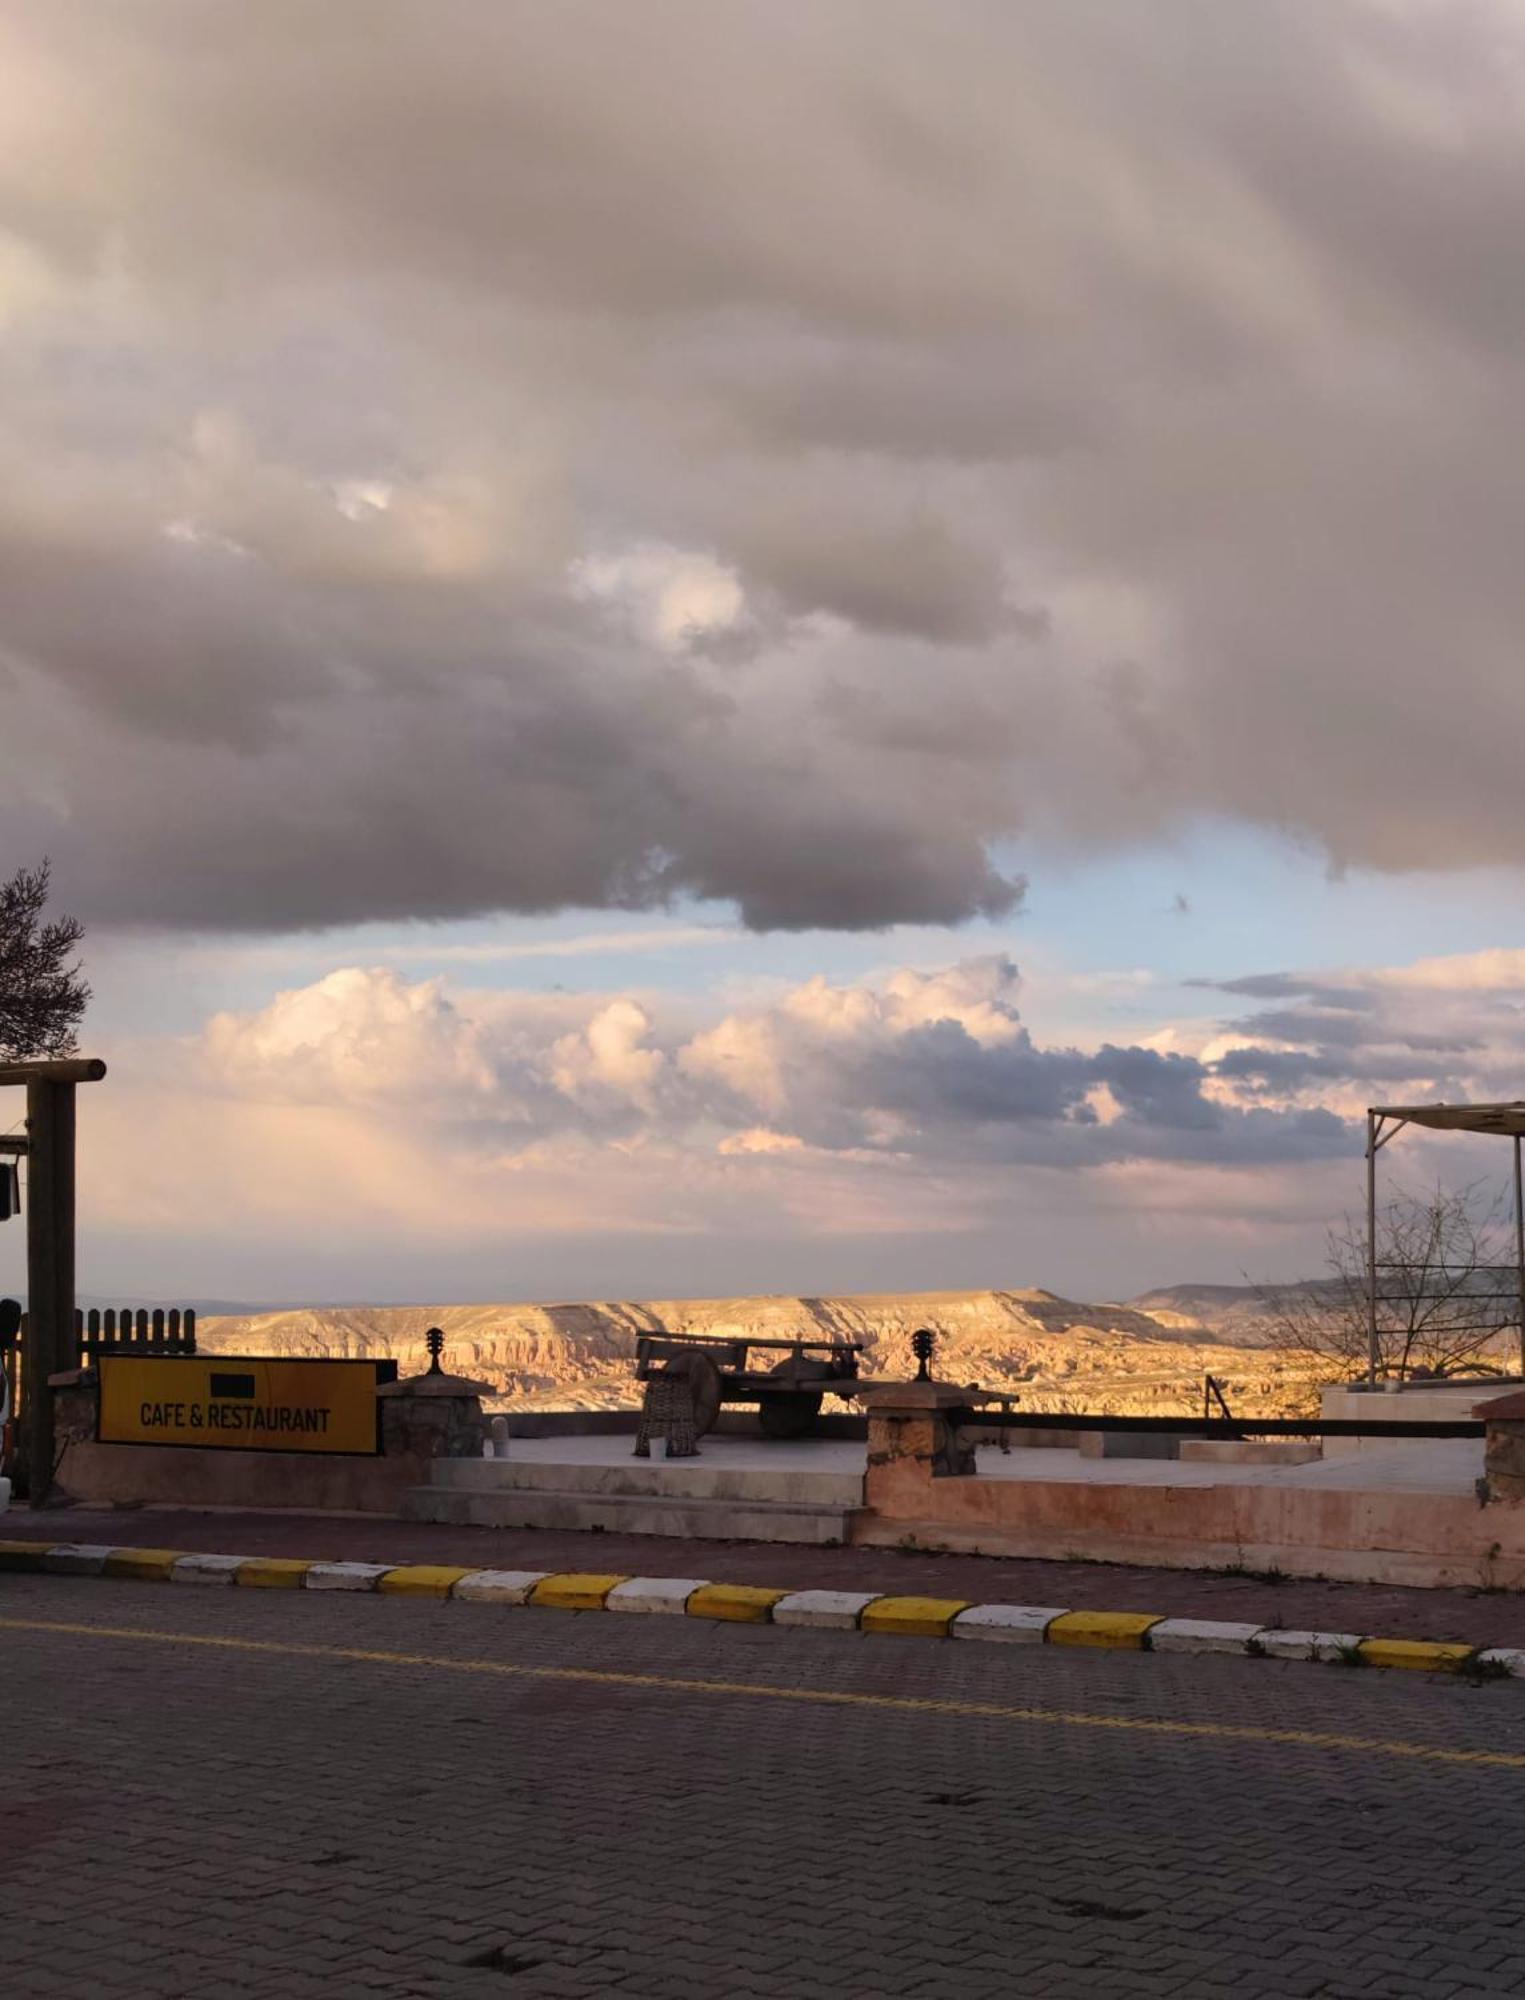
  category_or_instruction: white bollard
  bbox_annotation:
[491,1415,511,1457]
[481,1439,495,1458]
[650,1436,668,1462]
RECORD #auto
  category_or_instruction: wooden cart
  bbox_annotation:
[634,1330,864,1440]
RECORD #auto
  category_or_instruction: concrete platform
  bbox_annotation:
[404,1434,864,1543]
[405,1486,858,1543]
[429,1434,866,1506]
[402,1431,1494,1567]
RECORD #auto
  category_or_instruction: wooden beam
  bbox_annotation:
[0,1058,106,1087]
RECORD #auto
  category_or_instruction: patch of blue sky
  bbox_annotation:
[83,817,1524,1048]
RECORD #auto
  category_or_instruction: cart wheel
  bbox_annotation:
[681,1351,723,1436]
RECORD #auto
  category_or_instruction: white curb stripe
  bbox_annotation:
[773,1589,879,1630]
[451,1569,552,1605]
[41,1544,119,1576]
[171,1553,247,1585]
[952,1604,1068,1645]
[305,1562,393,1592]
[606,1577,711,1615]
[1476,1647,1525,1677]
[1149,1618,1266,1656]
[1256,1628,1366,1663]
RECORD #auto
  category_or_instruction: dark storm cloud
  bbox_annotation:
[1193,974,1370,1009]
[5,3,1525,931]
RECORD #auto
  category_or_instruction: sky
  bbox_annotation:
[4,1,1525,1306]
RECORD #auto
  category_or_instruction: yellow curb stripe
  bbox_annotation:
[1048,1610,1162,1650]
[376,1565,477,1599]
[686,1583,788,1623]
[0,1539,57,1572]
[102,1548,185,1582]
[234,1557,314,1590]
[860,1595,971,1637]
[529,1572,629,1611]
[4,1615,1524,1773]
[1358,1638,1476,1673]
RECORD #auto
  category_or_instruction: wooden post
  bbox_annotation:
[0,1057,104,1507]
[24,1078,76,1506]
[1366,1110,1379,1387]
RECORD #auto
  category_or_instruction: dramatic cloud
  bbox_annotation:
[5,4,1525,933]
[190,954,1351,1174]
[9,940,1515,1301]
[1188,951,1525,1181]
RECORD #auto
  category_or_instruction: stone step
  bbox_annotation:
[401,1483,858,1546]
[426,1454,865,1508]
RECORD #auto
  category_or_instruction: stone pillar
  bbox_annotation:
[857,1380,981,1516]
[1476,1390,1525,1502]
[377,1370,494,1463]
[48,1365,99,1456]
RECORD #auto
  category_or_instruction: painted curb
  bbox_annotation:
[1358,1637,1476,1673]
[305,1562,394,1592]
[1149,1617,1266,1656]
[3,1539,1521,1677]
[952,1603,1067,1645]
[235,1557,311,1590]
[42,1543,115,1576]
[171,1553,245,1585]
[773,1588,879,1631]
[861,1594,970,1638]
[378,1564,476,1598]
[1048,1609,1161,1650]
[451,1568,550,1605]
[1255,1628,1365,1663]
[687,1583,788,1623]
[530,1571,628,1611]
[103,1547,183,1582]
[606,1576,710,1616]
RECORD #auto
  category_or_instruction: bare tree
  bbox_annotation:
[0,860,90,1060]
[1256,1181,1518,1383]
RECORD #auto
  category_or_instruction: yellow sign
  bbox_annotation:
[98,1356,392,1456]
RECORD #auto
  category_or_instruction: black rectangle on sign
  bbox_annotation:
[210,1372,256,1398]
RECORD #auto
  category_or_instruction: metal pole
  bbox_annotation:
[1504,1136,1512,1384]
[1366,1110,1379,1386]
[1514,1134,1524,1381]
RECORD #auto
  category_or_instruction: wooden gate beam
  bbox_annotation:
[0,1058,107,1086]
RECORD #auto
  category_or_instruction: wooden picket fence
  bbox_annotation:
[75,1305,197,1360]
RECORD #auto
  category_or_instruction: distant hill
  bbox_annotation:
[1125,1281,1308,1344]
[198,1284,1318,1417]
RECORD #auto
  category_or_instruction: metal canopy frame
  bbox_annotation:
[1365,1102,1525,1385]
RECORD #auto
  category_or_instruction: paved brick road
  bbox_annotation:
[7,1506,1525,1646]
[4,1575,1525,1997]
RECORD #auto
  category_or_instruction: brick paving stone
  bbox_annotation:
[4,1572,1525,1996]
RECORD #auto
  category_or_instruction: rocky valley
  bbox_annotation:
[197,1285,1320,1417]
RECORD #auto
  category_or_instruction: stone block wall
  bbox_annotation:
[43,1367,488,1514]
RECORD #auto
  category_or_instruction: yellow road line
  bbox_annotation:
[2,1615,1521,1771]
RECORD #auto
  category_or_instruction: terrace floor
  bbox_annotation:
[501,1430,1485,1498]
